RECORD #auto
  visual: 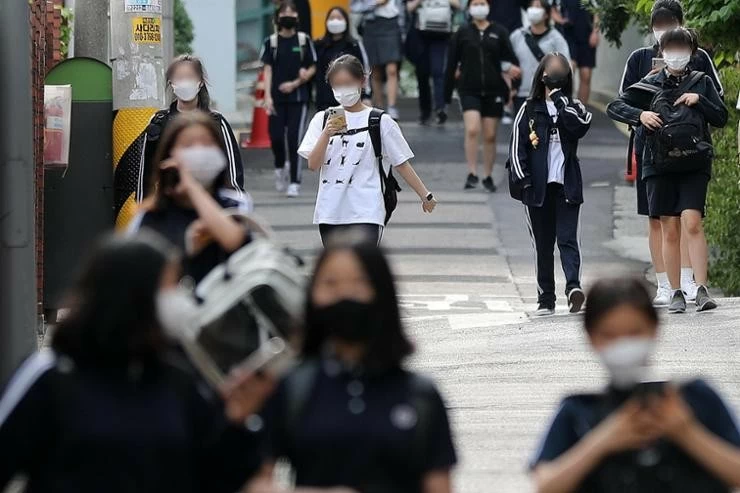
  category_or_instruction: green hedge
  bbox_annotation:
[705,67,740,295]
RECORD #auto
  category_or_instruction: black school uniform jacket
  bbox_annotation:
[509,91,592,207]
[607,69,728,179]
[444,22,519,103]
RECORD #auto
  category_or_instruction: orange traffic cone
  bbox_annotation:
[246,71,271,149]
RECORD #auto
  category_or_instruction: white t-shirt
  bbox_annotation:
[298,107,414,226]
[546,101,565,185]
[375,0,400,19]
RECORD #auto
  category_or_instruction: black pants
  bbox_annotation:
[525,183,582,305]
[415,38,448,119]
[319,223,384,247]
[269,102,308,184]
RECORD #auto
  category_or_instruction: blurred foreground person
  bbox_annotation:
[252,231,457,493]
[0,233,273,493]
[531,278,740,493]
[129,111,251,284]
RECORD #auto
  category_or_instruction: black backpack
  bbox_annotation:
[322,108,402,225]
[633,71,713,173]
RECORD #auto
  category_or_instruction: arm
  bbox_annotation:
[696,78,729,128]
[395,162,432,200]
[262,64,274,113]
[674,423,740,487]
[307,128,332,171]
[697,48,724,98]
[618,51,641,96]
[218,116,245,191]
[444,32,460,104]
[500,28,521,75]
[606,92,645,127]
[533,429,610,493]
[551,90,592,139]
[509,103,531,185]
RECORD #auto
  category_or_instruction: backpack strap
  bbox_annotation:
[368,108,384,161]
[146,109,170,141]
[678,70,704,92]
[523,30,546,62]
[297,32,307,63]
[269,33,278,60]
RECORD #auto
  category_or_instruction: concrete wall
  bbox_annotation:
[182,0,237,112]
[591,23,649,103]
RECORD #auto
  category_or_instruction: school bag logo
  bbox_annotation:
[417,0,453,33]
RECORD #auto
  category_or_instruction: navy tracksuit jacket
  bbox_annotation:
[508,91,592,304]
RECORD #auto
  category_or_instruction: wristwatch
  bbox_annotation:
[425,192,434,202]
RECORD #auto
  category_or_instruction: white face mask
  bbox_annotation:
[598,337,655,390]
[172,79,201,102]
[332,86,361,107]
[156,289,199,340]
[527,7,546,25]
[663,51,691,71]
[327,18,347,34]
[469,4,490,20]
[177,146,227,186]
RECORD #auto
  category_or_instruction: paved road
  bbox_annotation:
[244,102,740,492]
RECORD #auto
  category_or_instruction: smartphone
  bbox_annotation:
[634,380,667,404]
[326,106,347,130]
[160,167,180,191]
[652,57,666,70]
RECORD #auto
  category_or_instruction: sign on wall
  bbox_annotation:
[131,16,162,44]
[124,0,162,14]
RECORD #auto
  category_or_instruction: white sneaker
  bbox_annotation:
[286,183,300,198]
[682,278,699,302]
[653,285,672,306]
[274,169,287,193]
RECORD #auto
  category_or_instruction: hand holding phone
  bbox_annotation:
[325,107,347,136]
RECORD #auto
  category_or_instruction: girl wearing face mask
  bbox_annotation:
[509,0,570,115]
[0,233,274,493]
[261,0,318,198]
[129,112,252,284]
[616,0,723,308]
[251,233,457,493]
[509,53,591,316]
[138,55,244,203]
[531,277,740,493]
[444,0,522,192]
[300,55,437,246]
[314,7,370,112]
[608,28,728,315]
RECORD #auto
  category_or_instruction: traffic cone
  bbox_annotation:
[246,71,271,149]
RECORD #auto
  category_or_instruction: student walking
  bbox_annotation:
[139,55,244,201]
[531,278,740,493]
[552,0,599,104]
[300,55,437,246]
[508,53,592,316]
[509,0,570,115]
[314,7,370,112]
[253,234,457,493]
[617,0,724,306]
[261,0,318,198]
[445,0,521,192]
[608,28,728,313]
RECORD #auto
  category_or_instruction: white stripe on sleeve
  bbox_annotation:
[0,350,56,428]
[511,103,528,180]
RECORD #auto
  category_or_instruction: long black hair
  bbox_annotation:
[529,52,574,101]
[321,6,353,44]
[302,233,414,371]
[584,278,659,334]
[166,54,211,111]
[52,232,178,369]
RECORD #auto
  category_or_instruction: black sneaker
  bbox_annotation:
[668,289,687,314]
[464,173,479,190]
[567,288,586,313]
[436,109,448,125]
[695,285,718,312]
[482,176,497,193]
[535,303,556,316]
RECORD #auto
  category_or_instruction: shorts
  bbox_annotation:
[568,41,596,68]
[459,94,504,118]
[646,173,710,218]
[362,17,402,66]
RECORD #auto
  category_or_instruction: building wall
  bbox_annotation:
[591,23,648,102]
[182,0,238,112]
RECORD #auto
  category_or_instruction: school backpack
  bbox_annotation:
[632,71,713,174]
[417,0,453,33]
[269,32,308,62]
[322,108,402,225]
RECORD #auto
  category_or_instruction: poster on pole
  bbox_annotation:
[132,17,162,44]
[43,85,72,169]
[124,0,162,14]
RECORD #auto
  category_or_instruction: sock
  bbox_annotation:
[681,267,694,286]
[656,272,669,288]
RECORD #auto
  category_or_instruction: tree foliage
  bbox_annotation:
[174,0,194,56]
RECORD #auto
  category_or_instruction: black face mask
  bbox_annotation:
[311,299,379,343]
[278,16,298,29]
[543,73,568,90]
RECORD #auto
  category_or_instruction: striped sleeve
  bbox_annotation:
[217,114,245,193]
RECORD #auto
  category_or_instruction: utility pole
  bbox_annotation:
[110,0,166,228]
[162,0,174,65]
[72,0,110,62]
[0,1,38,383]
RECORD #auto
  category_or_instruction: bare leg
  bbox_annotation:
[660,216,682,289]
[386,63,399,107]
[648,217,665,272]
[463,110,482,176]
[578,67,592,105]
[680,223,692,268]
[680,210,708,285]
[371,66,385,107]
[481,117,500,178]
